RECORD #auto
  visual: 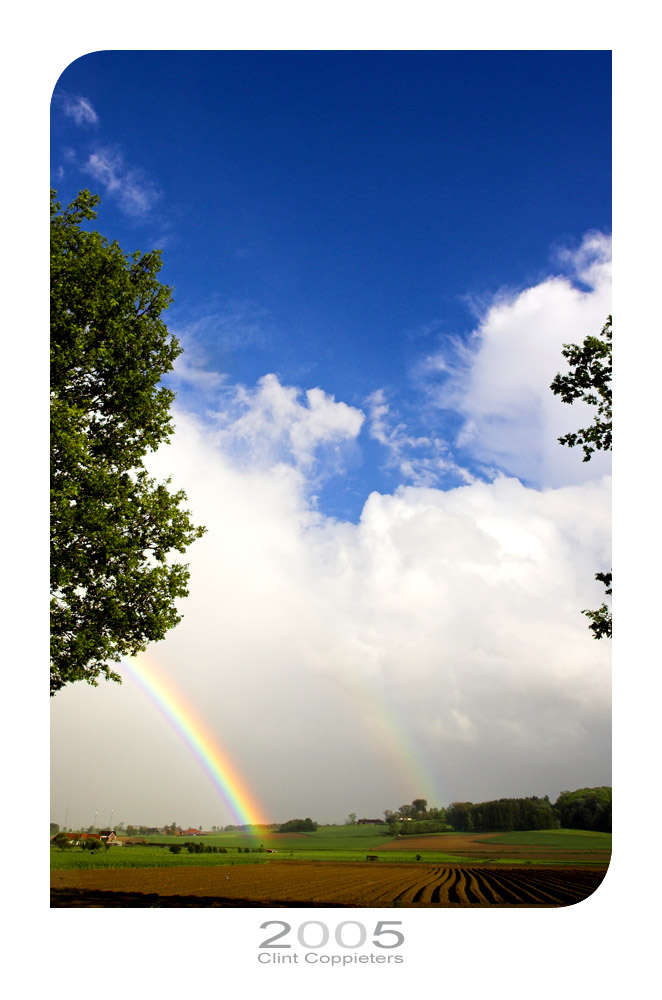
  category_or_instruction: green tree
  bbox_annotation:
[583,571,612,640]
[553,786,611,832]
[277,817,318,832]
[50,190,206,694]
[550,316,612,461]
[550,315,612,638]
[382,811,401,835]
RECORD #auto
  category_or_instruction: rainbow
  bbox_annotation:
[121,654,268,828]
[348,681,443,804]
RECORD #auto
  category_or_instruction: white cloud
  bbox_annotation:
[51,401,611,825]
[170,355,227,393]
[422,232,612,487]
[210,373,365,473]
[60,93,99,126]
[49,233,612,827]
[84,147,159,217]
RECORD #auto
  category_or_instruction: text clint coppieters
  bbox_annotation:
[258,952,404,965]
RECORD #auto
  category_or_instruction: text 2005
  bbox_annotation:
[259,920,404,950]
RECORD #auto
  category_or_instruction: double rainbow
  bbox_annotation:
[121,655,268,828]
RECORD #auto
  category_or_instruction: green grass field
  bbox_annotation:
[143,824,397,851]
[49,847,479,870]
[51,825,471,870]
[50,824,611,870]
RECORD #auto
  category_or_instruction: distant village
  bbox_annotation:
[52,827,209,846]
[50,818,388,846]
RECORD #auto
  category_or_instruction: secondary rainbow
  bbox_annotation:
[121,654,268,828]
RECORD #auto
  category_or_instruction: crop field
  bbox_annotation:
[50,827,610,905]
[379,830,611,863]
[50,844,473,870]
[51,826,610,868]
[144,825,397,851]
[51,860,607,907]
[474,830,611,850]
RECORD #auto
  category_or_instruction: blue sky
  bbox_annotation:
[51,50,611,519]
[51,51,611,830]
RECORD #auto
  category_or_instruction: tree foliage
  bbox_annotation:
[277,817,318,832]
[50,190,205,695]
[442,789,611,833]
[550,315,612,638]
[550,315,612,461]
[81,838,103,851]
[446,796,558,833]
[583,570,612,641]
[553,787,611,832]
[382,799,446,835]
[410,798,428,818]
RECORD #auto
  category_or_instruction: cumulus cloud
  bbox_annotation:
[84,147,159,217]
[169,419,610,813]
[421,232,612,487]
[59,93,99,126]
[51,399,611,826]
[209,373,365,474]
[50,233,612,827]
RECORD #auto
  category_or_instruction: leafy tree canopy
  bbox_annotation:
[553,786,611,832]
[277,817,318,832]
[50,189,205,695]
[550,315,612,461]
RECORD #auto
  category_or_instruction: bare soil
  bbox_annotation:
[51,860,607,908]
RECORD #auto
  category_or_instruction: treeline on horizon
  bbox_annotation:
[51,787,610,838]
[385,787,611,835]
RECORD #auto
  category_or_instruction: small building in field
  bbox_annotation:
[98,830,121,844]
[52,831,121,847]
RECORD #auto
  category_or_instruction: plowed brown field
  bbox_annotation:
[51,861,607,908]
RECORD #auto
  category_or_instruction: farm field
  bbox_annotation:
[50,827,610,905]
[50,845,477,870]
[51,860,607,907]
[144,824,397,851]
[378,829,611,864]
[51,827,610,874]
